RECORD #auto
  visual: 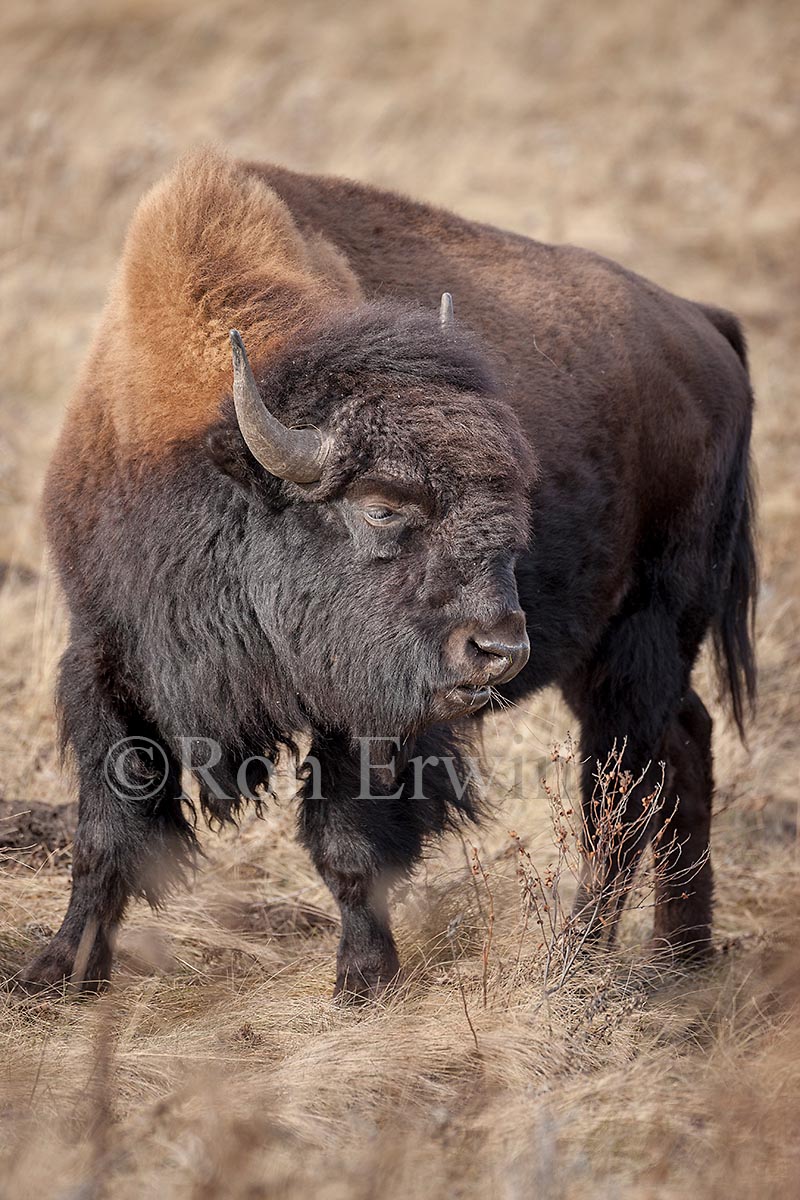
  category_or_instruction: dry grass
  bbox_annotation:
[1,0,799,1196]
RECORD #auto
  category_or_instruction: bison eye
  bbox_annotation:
[362,505,401,527]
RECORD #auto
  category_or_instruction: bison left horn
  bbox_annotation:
[229,330,330,483]
[439,292,454,330]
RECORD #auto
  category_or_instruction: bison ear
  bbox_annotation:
[204,425,259,491]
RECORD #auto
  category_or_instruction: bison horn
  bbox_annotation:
[229,330,330,483]
[439,292,454,330]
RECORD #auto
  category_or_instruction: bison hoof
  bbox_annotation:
[333,948,401,1005]
[17,939,111,997]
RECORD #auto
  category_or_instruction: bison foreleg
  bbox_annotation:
[299,727,479,1002]
[19,641,196,994]
[298,736,407,1002]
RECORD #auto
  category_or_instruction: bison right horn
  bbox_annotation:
[229,330,330,483]
[439,292,454,330]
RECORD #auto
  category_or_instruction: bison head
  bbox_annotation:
[211,302,534,739]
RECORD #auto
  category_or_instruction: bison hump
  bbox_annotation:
[94,148,362,451]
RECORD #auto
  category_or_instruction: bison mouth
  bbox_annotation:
[437,683,493,718]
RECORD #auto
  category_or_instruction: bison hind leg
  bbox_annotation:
[651,689,715,961]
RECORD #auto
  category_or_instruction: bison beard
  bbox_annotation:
[21,151,757,999]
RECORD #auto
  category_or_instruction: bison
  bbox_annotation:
[22,149,756,998]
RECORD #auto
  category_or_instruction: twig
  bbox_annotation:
[471,847,495,1008]
[447,916,480,1054]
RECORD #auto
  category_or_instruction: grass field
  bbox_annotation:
[1,1,799,1196]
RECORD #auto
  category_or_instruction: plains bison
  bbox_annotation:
[24,150,756,997]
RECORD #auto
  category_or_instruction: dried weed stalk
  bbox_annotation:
[511,737,709,996]
[470,847,495,1009]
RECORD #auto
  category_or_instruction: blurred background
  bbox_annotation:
[1,1,798,1197]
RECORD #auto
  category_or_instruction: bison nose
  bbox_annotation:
[469,612,530,684]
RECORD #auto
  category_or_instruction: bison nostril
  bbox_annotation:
[472,635,513,660]
[469,616,530,683]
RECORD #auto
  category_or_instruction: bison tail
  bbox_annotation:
[710,387,758,742]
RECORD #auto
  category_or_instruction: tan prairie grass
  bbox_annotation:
[1,0,799,1196]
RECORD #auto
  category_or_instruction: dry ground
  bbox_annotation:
[1,1,799,1196]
